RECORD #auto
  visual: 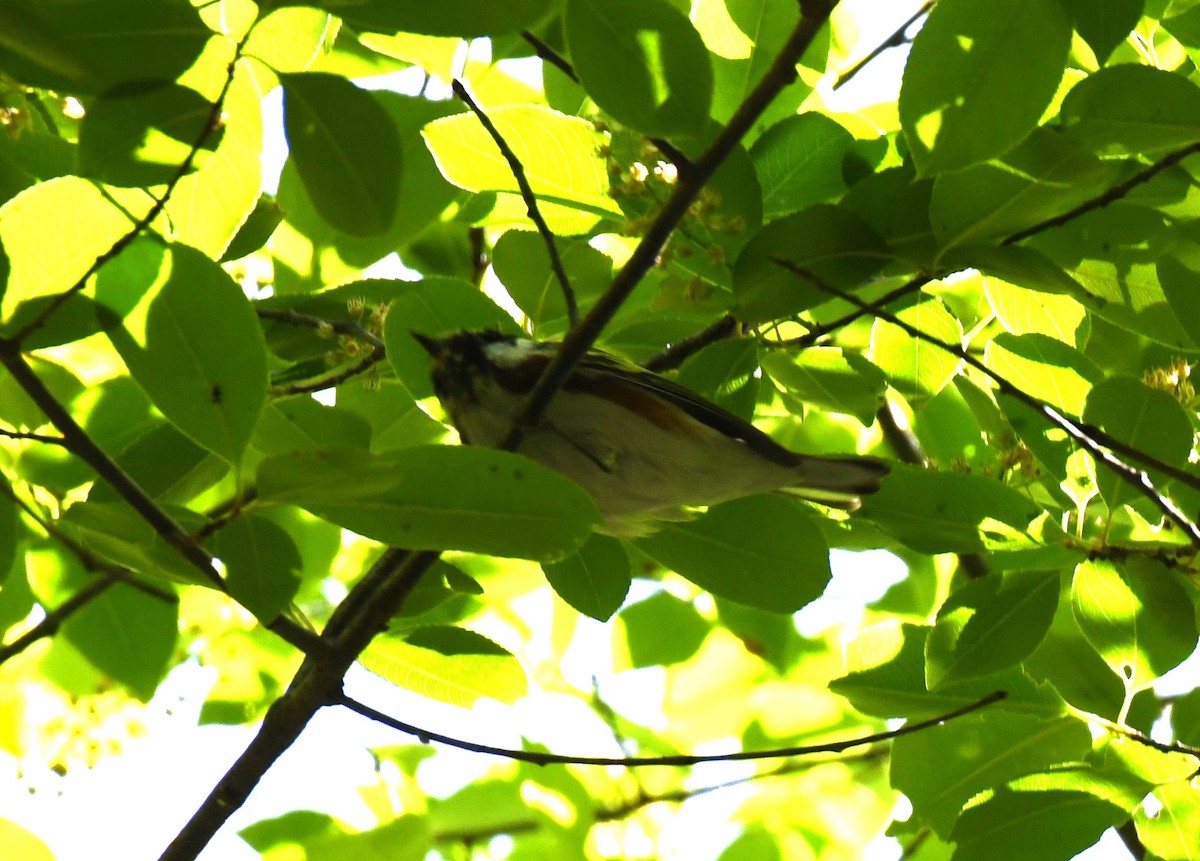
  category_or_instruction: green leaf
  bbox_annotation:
[732,204,889,323]
[869,298,963,400]
[1137,781,1200,861]
[422,104,621,234]
[701,0,813,130]
[211,516,302,624]
[62,579,179,702]
[750,113,854,220]
[220,193,284,262]
[256,446,601,561]
[761,347,886,426]
[634,495,831,613]
[360,626,528,706]
[899,0,1071,175]
[57,500,207,586]
[832,621,1066,718]
[336,0,552,37]
[1174,687,1200,746]
[950,786,1126,861]
[15,374,154,493]
[617,590,710,668]
[0,177,150,325]
[252,396,372,455]
[490,230,612,333]
[1030,203,1196,349]
[79,82,222,187]
[861,463,1041,553]
[929,129,1115,253]
[273,93,459,269]
[1060,0,1143,62]
[564,0,713,138]
[542,533,630,621]
[674,337,761,420]
[98,243,268,464]
[984,270,1088,343]
[242,812,431,861]
[0,538,32,636]
[891,712,1091,837]
[1060,64,1200,155]
[0,0,209,95]
[87,421,222,506]
[1081,376,1193,511]
[242,7,333,73]
[165,47,264,258]
[926,570,1060,689]
[1071,558,1198,692]
[983,332,1099,415]
[841,165,935,265]
[281,73,401,237]
[1158,242,1200,348]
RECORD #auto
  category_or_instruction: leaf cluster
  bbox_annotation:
[1,1,1200,860]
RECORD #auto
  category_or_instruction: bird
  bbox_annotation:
[413,330,889,536]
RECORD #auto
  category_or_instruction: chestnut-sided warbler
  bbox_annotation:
[414,330,889,536]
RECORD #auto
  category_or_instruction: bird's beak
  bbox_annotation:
[411,331,444,358]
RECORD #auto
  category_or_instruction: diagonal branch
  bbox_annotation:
[775,260,1200,546]
[503,0,840,452]
[0,576,116,665]
[1002,141,1200,246]
[834,1,933,91]
[451,78,579,327]
[0,350,325,656]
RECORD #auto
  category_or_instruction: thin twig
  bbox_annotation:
[503,1,839,454]
[0,427,69,446]
[0,577,117,665]
[1002,141,1200,246]
[783,273,933,349]
[1075,705,1200,766]
[520,30,577,82]
[643,313,739,372]
[451,78,579,327]
[256,307,387,394]
[834,1,933,91]
[256,307,385,351]
[776,260,1200,546]
[337,689,1006,767]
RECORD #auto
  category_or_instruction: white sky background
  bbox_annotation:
[4,4,1192,860]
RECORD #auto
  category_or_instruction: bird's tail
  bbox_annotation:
[784,455,889,510]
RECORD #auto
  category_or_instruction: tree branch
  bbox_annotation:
[159,548,439,861]
[451,78,579,327]
[833,1,933,91]
[642,313,740,372]
[503,1,840,452]
[1002,141,1200,246]
[335,689,1006,767]
[776,261,1200,546]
